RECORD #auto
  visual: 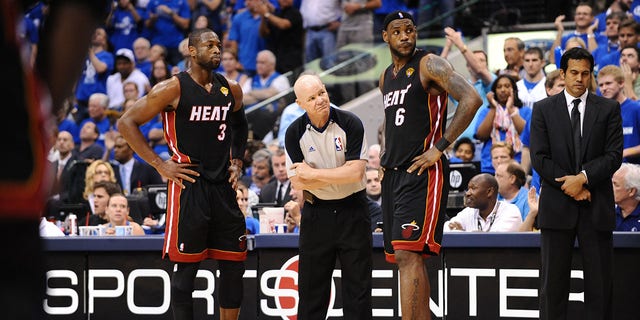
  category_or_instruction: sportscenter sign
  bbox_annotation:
[43,246,639,319]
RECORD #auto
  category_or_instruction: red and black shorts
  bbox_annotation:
[381,159,448,264]
[163,178,247,263]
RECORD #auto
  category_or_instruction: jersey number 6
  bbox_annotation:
[395,108,406,126]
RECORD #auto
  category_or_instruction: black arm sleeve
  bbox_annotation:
[230,106,248,160]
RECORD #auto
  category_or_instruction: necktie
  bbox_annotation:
[276,183,284,206]
[571,99,582,173]
[57,163,64,180]
[120,165,130,195]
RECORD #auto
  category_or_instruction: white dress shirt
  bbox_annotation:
[276,180,290,202]
[444,200,523,232]
[563,89,588,135]
[563,89,590,181]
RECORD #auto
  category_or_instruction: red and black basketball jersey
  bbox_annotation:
[380,49,448,169]
[163,72,236,182]
[0,0,53,219]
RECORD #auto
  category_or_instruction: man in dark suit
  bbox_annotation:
[46,130,82,218]
[75,121,105,161]
[259,147,291,206]
[112,135,163,195]
[50,131,78,197]
[530,47,623,320]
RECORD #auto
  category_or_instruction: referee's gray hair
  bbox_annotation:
[293,74,323,101]
[620,163,640,201]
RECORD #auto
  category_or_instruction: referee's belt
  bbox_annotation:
[303,190,364,205]
[307,24,329,31]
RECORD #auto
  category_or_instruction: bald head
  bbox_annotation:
[293,74,331,125]
[470,173,499,194]
[294,74,323,100]
[464,173,499,213]
[56,130,75,156]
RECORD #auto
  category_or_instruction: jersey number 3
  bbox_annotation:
[218,124,227,140]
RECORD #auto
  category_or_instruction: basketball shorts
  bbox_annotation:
[163,177,247,263]
[381,159,448,263]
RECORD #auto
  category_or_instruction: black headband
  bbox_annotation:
[382,10,415,31]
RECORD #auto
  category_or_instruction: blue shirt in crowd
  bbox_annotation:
[621,98,640,164]
[475,106,532,174]
[498,186,530,220]
[615,204,640,231]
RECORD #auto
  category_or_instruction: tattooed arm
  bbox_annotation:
[407,54,482,175]
[421,54,482,144]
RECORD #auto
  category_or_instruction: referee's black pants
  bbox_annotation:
[297,190,373,320]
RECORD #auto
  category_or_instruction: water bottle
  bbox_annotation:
[68,214,78,236]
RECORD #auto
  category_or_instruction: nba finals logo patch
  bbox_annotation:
[334,137,344,151]
[406,67,414,78]
[401,221,420,239]
[220,87,229,96]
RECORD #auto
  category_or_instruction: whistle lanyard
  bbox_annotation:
[477,202,499,232]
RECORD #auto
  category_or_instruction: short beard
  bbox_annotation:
[390,44,416,59]
[198,59,219,70]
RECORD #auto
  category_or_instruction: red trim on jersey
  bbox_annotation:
[422,92,448,152]
[423,160,443,254]
[162,181,247,262]
[385,252,396,263]
[161,111,198,260]
[384,250,434,264]
[387,163,443,256]
[162,111,191,164]
[0,76,51,218]
[0,1,53,219]
[163,180,183,260]
[424,93,447,254]
[386,92,447,258]
[163,181,208,262]
[208,249,247,261]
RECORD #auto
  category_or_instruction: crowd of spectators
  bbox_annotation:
[35,1,640,236]
[432,1,640,234]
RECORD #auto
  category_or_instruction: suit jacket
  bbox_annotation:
[113,160,164,194]
[75,142,104,161]
[45,156,88,219]
[50,154,79,197]
[259,179,291,206]
[530,92,623,231]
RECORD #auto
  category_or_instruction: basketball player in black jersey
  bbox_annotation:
[118,28,248,320]
[2,0,109,318]
[379,11,482,319]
